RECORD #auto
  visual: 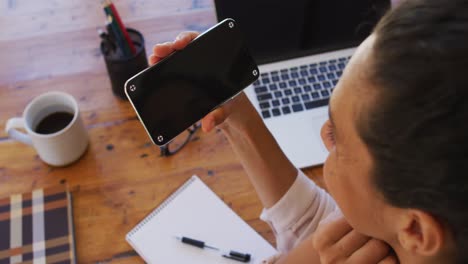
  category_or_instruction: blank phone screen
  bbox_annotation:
[126,19,258,146]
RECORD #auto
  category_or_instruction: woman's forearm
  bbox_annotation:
[220,102,297,209]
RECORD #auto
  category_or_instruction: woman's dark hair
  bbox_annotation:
[360,0,468,261]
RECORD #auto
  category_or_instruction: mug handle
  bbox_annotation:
[5,117,33,146]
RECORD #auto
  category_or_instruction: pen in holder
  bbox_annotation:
[100,28,148,100]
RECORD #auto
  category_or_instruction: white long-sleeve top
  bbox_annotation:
[260,169,340,263]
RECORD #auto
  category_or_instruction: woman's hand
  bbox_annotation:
[149,31,260,133]
[313,216,398,264]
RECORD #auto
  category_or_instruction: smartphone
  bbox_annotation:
[125,18,259,146]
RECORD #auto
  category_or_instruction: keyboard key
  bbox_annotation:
[328,59,337,63]
[253,80,261,86]
[292,104,304,112]
[302,94,310,101]
[288,80,297,87]
[307,76,316,83]
[272,108,281,116]
[328,65,337,71]
[272,100,280,107]
[309,63,317,67]
[317,75,326,81]
[282,98,291,104]
[291,67,298,71]
[309,68,318,75]
[260,102,270,109]
[338,63,346,69]
[298,78,306,85]
[300,70,308,77]
[319,61,327,66]
[332,80,338,85]
[269,84,278,91]
[284,89,293,96]
[255,86,268,93]
[304,85,312,92]
[292,95,300,103]
[274,91,283,98]
[313,83,322,90]
[271,70,279,75]
[336,71,343,77]
[323,82,331,89]
[282,106,292,114]
[319,66,328,73]
[261,72,268,77]
[280,69,288,73]
[281,74,290,80]
[279,82,287,89]
[257,93,272,101]
[294,87,302,94]
[291,72,299,78]
[300,65,308,69]
[327,73,335,79]
[339,57,347,62]
[262,110,271,119]
[305,99,329,109]
[272,75,280,82]
[262,78,270,84]
[311,92,320,99]
[321,90,330,97]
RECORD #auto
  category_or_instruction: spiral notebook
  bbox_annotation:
[126,175,277,264]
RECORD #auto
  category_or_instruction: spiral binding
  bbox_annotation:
[126,176,197,239]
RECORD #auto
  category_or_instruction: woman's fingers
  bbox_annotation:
[330,229,370,258]
[173,31,199,50]
[149,31,200,66]
[148,54,159,65]
[152,42,175,58]
[378,254,399,264]
[313,215,398,264]
[348,238,391,263]
[313,216,354,251]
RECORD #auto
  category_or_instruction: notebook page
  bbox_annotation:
[126,175,277,264]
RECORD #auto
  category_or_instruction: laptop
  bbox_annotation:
[214,0,389,168]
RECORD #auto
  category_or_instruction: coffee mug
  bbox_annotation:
[5,91,89,166]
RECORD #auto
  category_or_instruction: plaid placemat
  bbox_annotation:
[0,186,76,264]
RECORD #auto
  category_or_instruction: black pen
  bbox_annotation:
[175,236,251,262]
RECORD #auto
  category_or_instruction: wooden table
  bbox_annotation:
[0,1,324,263]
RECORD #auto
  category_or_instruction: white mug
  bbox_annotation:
[5,91,89,166]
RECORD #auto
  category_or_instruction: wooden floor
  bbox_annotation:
[0,1,324,263]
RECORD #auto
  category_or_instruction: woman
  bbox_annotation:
[149,0,468,262]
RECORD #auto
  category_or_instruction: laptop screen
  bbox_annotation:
[215,0,389,64]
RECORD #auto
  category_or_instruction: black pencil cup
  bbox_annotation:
[101,28,148,100]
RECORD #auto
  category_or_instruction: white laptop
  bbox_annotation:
[214,1,389,168]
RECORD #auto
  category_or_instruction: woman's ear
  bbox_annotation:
[396,209,445,256]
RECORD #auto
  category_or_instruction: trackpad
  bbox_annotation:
[265,115,329,168]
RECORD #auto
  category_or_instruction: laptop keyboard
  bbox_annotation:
[253,56,351,119]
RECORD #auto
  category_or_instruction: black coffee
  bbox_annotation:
[35,112,74,134]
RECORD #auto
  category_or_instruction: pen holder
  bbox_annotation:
[101,28,148,100]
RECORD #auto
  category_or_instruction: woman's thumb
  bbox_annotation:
[201,107,227,132]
